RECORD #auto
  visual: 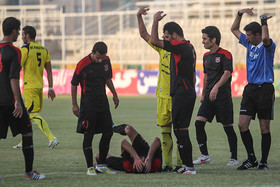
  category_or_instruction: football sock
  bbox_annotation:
[195,120,208,155]
[261,132,271,164]
[174,130,193,167]
[22,136,34,173]
[30,112,55,141]
[224,126,238,160]
[240,130,256,161]
[161,126,173,168]
[99,132,113,164]
[176,148,182,167]
[83,133,94,168]
[113,124,127,135]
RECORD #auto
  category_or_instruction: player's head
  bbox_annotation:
[22,26,36,44]
[2,17,20,42]
[243,22,262,45]
[201,26,221,48]
[163,21,184,40]
[92,41,107,63]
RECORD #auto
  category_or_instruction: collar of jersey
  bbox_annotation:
[250,42,263,50]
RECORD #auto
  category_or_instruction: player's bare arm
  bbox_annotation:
[45,61,56,101]
[137,7,151,42]
[209,70,231,101]
[151,11,166,48]
[231,8,254,40]
[10,78,23,118]
[71,85,79,117]
[260,14,272,46]
[106,79,119,109]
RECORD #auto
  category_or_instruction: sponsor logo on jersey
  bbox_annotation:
[104,64,108,71]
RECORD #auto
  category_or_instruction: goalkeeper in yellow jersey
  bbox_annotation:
[137,7,182,172]
[13,25,59,149]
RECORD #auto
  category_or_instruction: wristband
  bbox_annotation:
[49,87,54,91]
[237,11,243,16]
[260,17,267,26]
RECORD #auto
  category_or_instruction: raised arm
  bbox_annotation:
[137,7,151,42]
[151,11,166,48]
[260,14,273,46]
[231,8,254,40]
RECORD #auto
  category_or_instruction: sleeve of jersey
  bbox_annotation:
[20,47,28,67]
[163,40,182,54]
[71,66,81,86]
[203,55,207,74]
[9,49,21,79]
[147,40,161,53]
[239,33,249,48]
[105,58,113,80]
[46,49,51,62]
[222,51,233,73]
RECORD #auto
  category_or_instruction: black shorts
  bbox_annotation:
[240,83,275,120]
[197,97,234,124]
[0,102,32,139]
[77,110,113,134]
[172,93,196,129]
[121,134,162,173]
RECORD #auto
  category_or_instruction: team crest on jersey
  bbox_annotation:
[215,57,221,63]
[104,64,108,71]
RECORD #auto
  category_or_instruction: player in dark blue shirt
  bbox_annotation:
[231,8,276,170]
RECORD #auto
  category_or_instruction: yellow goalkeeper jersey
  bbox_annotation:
[148,40,171,99]
[21,42,51,89]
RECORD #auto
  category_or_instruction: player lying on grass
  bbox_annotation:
[96,124,162,173]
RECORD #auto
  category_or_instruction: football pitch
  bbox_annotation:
[0,95,280,186]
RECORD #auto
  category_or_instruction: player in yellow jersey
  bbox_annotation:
[137,7,182,172]
[13,25,59,149]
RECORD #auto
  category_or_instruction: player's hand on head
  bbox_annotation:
[13,100,23,118]
[154,11,166,21]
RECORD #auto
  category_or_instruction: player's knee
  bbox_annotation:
[195,120,205,130]
[124,125,136,136]
[174,130,189,145]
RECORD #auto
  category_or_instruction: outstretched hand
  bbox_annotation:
[153,11,166,22]
[137,7,149,16]
[239,8,254,16]
[260,14,273,20]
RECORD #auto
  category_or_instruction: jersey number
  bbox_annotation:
[36,53,42,67]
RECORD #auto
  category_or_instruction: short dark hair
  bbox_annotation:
[244,22,262,35]
[201,26,221,45]
[163,21,184,37]
[92,41,107,54]
[22,25,36,39]
[2,17,20,36]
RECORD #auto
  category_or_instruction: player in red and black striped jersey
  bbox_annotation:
[0,17,45,180]
[151,11,197,174]
[71,41,119,175]
[96,124,162,173]
[193,26,238,166]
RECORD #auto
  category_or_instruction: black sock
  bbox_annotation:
[174,130,193,167]
[195,120,208,155]
[99,132,113,164]
[113,124,127,135]
[83,133,94,168]
[22,136,34,173]
[224,126,238,160]
[240,130,256,161]
[261,132,271,164]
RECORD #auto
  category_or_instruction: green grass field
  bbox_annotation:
[0,95,280,186]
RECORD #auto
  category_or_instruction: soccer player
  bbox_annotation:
[96,124,162,174]
[193,26,238,166]
[0,17,45,180]
[137,7,182,172]
[151,11,197,174]
[13,25,58,149]
[71,41,119,175]
[231,8,276,170]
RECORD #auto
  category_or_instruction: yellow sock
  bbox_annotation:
[161,126,173,168]
[30,113,55,141]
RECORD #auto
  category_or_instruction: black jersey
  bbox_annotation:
[164,40,196,96]
[203,48,233,100]
[0,43,21,106]
[71,54,112,112]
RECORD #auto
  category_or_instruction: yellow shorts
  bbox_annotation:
[157,97,172,126]
[24,88,43,113]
